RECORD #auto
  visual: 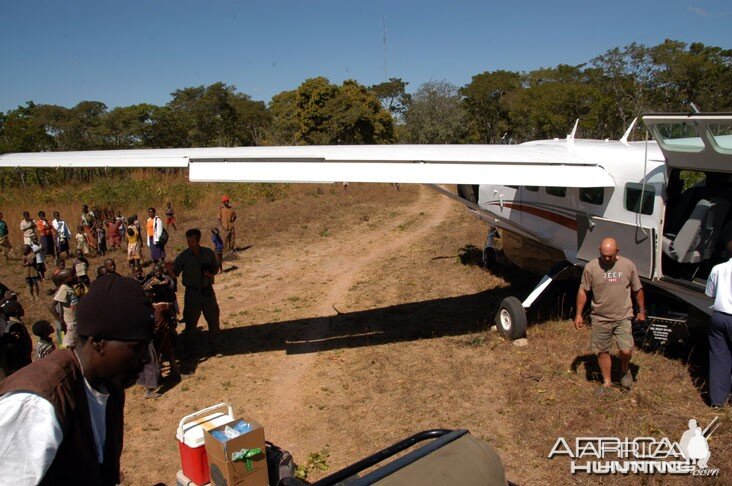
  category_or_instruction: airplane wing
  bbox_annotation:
[0,143,615,187]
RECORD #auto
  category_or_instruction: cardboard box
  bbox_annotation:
[203,419,269,486]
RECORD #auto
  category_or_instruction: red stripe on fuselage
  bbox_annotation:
[491,202,578,230]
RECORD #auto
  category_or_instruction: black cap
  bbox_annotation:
[76,274,154,341]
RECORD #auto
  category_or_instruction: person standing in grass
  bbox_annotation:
[211,228,224,272]
[705,235,732,409]
[80,204,98,253]
[20,211,36,246]
[146,208,165,263]
[74,249,91,287]
[50,268,80,349]
[0,212,14,261]
[75,226,89,256]
[174,228,221,359]
[126,216,142,274]
[30,235,47,282]
[218,195,237,252]
[52,211,72,259]
[106,216,122,251]
[165,202,177,230]
[96,224,107,256]
[575,237,645,395]
[21,245,41,300]
[37,211,55,259]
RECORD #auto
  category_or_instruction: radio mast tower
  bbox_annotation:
[383,16,387,81]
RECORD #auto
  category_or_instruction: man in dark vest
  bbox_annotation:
[0,273,154,485]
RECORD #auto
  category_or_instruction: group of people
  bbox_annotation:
[0,203,181,301]
[0,224,225,483]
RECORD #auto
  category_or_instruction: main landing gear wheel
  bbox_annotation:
[495,296,527,340]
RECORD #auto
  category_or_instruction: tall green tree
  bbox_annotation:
[404,80,466,144]
[295,77,394,145]
[460,70,521,143]
[266,89,300,145]
[168,82,269,147]
[650,40,732,111]
[370,78,411,121]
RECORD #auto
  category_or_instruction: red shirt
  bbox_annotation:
[37,219,53,237]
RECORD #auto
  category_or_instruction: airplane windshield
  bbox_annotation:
[653,123,703,152]
[644,114,732,173]
[709,124,732,151]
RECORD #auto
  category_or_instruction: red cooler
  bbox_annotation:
[176,403,234,485]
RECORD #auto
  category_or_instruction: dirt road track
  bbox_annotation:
[216,186,454,450]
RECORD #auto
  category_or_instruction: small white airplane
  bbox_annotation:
[2,113,730,345]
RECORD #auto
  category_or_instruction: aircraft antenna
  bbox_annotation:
[567,119,579,141]
[620,117,638,146]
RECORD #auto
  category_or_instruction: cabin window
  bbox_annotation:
[580,187,604,205]
[525,186,539,192]
[625,183,655,215]
[546,187,566,198]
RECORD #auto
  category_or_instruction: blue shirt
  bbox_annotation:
[212,234,224,251]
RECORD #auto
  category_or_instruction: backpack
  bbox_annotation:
[158,227,169,246]
[266,441,303,486]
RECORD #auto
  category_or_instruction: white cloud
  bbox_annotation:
[688,6,709,17]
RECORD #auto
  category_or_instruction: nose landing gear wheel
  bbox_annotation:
[495,296,527,340]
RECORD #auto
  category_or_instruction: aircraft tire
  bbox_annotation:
[495,296,527,340]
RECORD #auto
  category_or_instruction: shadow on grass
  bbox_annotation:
[570,354,641,385]
[211,266,572,357]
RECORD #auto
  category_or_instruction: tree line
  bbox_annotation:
[1,39,730,187]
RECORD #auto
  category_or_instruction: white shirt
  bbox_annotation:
[0,393,62,485]
[52,218,71,240]
[84,378,109,463]
[0,379,108,484]
[31,243,44,264]
[706,258,732,314]
[147,216,164,243]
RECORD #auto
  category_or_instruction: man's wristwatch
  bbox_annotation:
[638,309,647,314]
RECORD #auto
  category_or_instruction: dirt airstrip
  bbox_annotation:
[1,183,729,485]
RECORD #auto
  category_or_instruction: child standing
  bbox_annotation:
[211,227,224,272]
[73,249,90,286]
[127,216,142,274]
[50,268,80,348]
[97,225,107,256]
[75,226,89,255]
[30,235,46,281]
[21,245,40,300]
[32,320,56,359]
[165,202,177,230]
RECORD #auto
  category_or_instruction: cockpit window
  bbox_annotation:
[709,124,732,152]
[653,123,703,153]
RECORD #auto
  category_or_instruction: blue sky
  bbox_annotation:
[1,0,730,112]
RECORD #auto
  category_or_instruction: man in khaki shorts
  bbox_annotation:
[575,237,645,394]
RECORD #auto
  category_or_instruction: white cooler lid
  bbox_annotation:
[177,412,233,448]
